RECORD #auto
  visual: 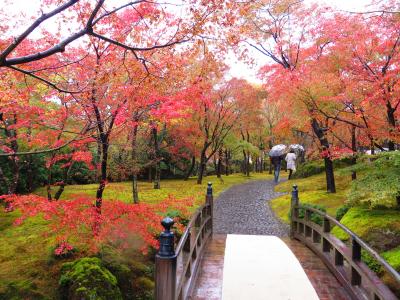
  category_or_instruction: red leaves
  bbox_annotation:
[320,146,353,159]
[54,242,74,256]
[4,193,195,255]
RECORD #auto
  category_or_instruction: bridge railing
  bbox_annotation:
[154,182,213,300]
[290,185,400,300]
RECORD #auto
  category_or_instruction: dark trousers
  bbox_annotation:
[274,164,281,183]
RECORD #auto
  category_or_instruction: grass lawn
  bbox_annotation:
[0,173,272,298]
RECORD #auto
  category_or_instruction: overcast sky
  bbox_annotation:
[4,0,371,83]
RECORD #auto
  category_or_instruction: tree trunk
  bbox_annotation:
[95,134,102,181]
[26,154,33,193]
[351,126,357,181]
[323,157,336,193]
[242,151,246,174]
[246,152,250,176]
[26,127,33,192]
[131,122,139,203]
[184,156,196,181]
[54,161,74,200]
[370,139,375,155]
[152,126,161,189]
[9,119,19,194]
[197,149,207,184]
[96,137,108,211]
[386,102,396,151]
[132,174,139,204]
[213,155,218,176]
[0,166,9,195]
[225,149,230,176]
[311,118,336,193]
[46,168,53,201]
[268,141,273,174]
[217,149,223,178]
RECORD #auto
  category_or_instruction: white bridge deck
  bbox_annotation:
[221,234,320,300]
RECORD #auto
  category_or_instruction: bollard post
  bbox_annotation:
[155,217,176,300]
[290,185,299,238]
[206,182,213,233]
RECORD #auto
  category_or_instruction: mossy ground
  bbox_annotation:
[0,173,271,298]
[270,166,400,275]
[271,171,348,223]
[36,173,271,205]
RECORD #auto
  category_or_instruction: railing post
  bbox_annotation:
[322,217,331,252]
[290,185,299,238]
[155,217,176,300]
[206,182,213,233]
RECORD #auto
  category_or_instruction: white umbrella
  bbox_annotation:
[269,144,287,157]
[289,144,305,152]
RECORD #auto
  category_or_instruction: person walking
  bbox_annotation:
[271,155,284,183]
[285,150,297,180]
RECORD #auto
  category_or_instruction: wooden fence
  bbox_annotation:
[154,183,213,300]
[290,185,400,300]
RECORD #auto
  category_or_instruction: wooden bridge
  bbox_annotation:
[154,183,400,300]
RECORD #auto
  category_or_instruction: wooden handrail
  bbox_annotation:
[155,182,214,300]
[289,185,400,300]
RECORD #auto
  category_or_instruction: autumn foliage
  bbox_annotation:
[3,193,194,254]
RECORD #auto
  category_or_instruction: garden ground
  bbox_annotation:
[0,173,271,299]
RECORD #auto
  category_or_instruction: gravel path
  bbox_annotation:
[214,179,289,236]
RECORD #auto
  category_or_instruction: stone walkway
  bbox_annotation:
[214,179,289,236]
[193,179,352,300]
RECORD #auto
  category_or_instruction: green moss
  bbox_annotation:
[35,173,273,205]
[331,208,400,251]
[271,187,347,224]
[1,173,271,298]
[382,247,400,272]
[344,152,400,208]
[335,205,350,221]
[59,257,122,300]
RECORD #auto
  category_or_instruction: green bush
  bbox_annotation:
[293,156,355,180]
[288,203,326,225]
[59,257,122,300]
[292,161,325,179]
[336,205,350,221]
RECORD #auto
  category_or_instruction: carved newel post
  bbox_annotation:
[206,182,213,233]
[155,217,176,300]
[290,185,299,238]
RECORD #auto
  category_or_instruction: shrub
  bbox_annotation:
[293,156,356,180]
[336,205,350,221]
[288,203,326,225]
[292,161,325,179]
[59,257,122,300]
